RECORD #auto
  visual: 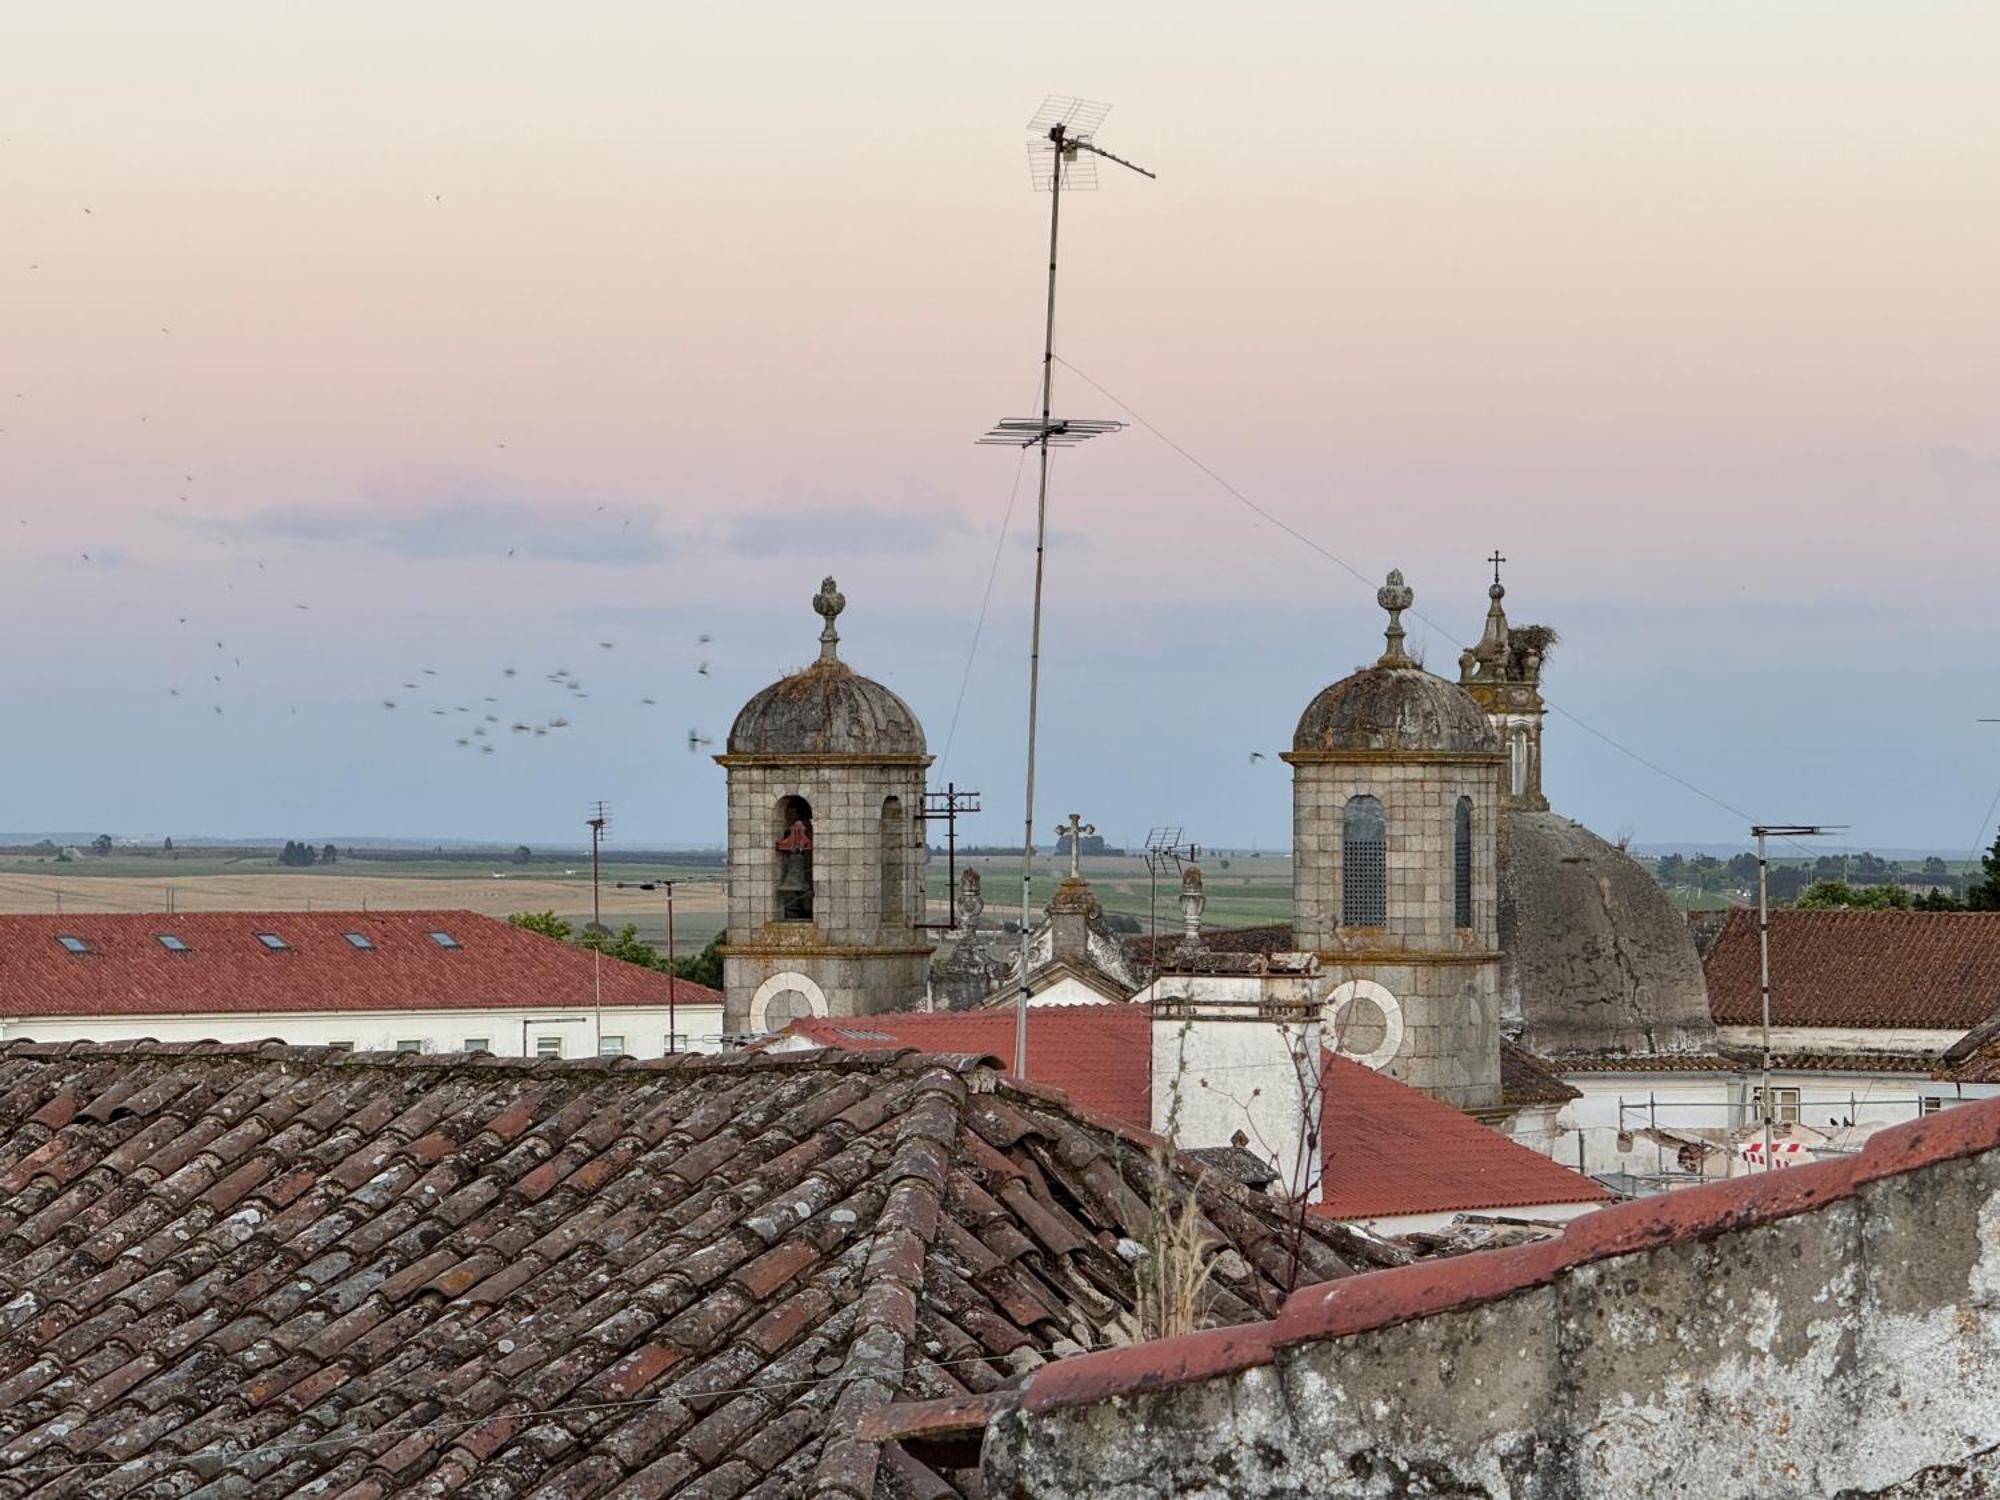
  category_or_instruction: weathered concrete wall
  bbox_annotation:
[983,1106,2000,1499]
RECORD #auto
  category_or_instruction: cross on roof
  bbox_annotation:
[1489,550,1507,585]
[1055,812,1096,879]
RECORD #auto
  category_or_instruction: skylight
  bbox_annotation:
[156,934,190,952]
[254,932,289,951]
[56,935,90,955]
[428,930,461,948]
[343,932,374,950]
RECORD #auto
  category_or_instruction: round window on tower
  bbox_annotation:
[749,970,830,1034]
[1323,979,1404,1071]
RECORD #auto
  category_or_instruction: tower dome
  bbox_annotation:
[1292,571,1497,756]
[727,578,926,757]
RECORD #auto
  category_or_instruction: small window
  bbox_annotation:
[1920,1097,1945,1116]
[56,935,91,954]
[535,1035,562,1060]
[428,930,461,949]
[254,932,289,951]
[664,1034,688,1056]
[327,1041,354,1053]
[343,932,374,950]
[394,1039,423,1054]
[462,1037,490,1054]
[156,933,191,953]
[599,1035,625,1058]
[1752,1086,1801,1126]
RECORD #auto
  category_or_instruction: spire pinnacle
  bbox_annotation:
[1376,570,1415,667]
[812,576,845,663]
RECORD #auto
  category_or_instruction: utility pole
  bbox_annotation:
[586,804,611,1055]
[617,878,716,1054]
[1751,823,1840,1170]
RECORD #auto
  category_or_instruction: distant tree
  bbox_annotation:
[162,836,174,854]
[320,844,338,865]
[1967,831,2000,912]
[1727,853,1760,884]
[512,844,533,865]
[1655,853,1687,883]
[277,840,317,868]
[1924,856,1949,877]
[578,922,667,971]
[90,834,113,856]
[1795,880,1909,911]
[1916,890,1965,912]
[672,931,726,990]
[509,910,575,942]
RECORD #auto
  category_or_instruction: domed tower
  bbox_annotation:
[1282,571,1505,1109]
[716,577,934,1034]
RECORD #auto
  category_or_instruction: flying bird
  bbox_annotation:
[697,662,710,677]
[1249,752,1267,764]
[697,633,712,644]
[382,700,397,710]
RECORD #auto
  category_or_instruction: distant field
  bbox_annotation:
[0,849,1295,952]
[0,856,729,950]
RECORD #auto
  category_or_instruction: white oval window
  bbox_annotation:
[1322,978,1404,1071]
[750,970,829,1033]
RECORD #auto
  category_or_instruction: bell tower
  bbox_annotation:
[716,578,934,1035]
[1458,552,1550,813]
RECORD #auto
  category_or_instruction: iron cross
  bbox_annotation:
[1488,550,1507,585]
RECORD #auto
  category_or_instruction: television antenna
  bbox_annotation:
[984,95,1154,1079]
[1142,827,1198,978]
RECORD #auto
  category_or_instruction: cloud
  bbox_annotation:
[206,499,669,565]
[712,505,966,557]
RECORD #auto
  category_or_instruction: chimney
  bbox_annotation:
[1046,875,1096,966]
[1150,968,1323,1204]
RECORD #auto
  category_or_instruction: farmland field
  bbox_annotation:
[0,848,1298,953]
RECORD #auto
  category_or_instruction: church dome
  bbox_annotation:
[1293,666,1497,755]
[726,578,927,758]
[1499,811,1716,1058]
[1292,572,1497,756]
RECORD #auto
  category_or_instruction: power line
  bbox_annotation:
[940,437,1032,773]
[1051,354,1813,849]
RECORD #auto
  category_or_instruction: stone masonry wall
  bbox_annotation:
[1294,756,1502,1108]
[980,1104,2000,1499]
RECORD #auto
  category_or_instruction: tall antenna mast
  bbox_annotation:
[979,95,1154,1079]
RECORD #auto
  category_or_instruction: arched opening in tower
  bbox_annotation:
[774,795,815,921]
[1342,794,1387,928]
[879,796,907,931]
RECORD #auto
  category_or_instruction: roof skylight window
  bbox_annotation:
[56,935,90,954]
[343,932,375,950]
[156,934,190,952]
[428,930,461,948]
[254,932,290,951]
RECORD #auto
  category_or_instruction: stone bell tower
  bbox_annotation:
[716,577,934,1034]
[1282,570,1505,1110]
[1457,551,1549,813]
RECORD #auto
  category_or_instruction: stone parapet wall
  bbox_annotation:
[980,1100,2000,1499]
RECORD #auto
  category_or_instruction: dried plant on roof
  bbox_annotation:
[1138,1019,1219,1341]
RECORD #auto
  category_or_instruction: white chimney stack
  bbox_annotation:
[1150,975,1323,1204]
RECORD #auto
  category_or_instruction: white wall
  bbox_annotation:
[0,1004,726,1058]
[1350,1198,1607,1237]
[1715,1024,1964,1055]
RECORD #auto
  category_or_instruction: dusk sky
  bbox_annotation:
[4,5,1997,853]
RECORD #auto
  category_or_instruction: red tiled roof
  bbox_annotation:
[1705,908,2000,1030]
[0,1039,1386,1498]
[1499,1041,1581,1105]
[789,1007,1609,1221]
[0,910,718,1016]
[1938,1009,2000,1082]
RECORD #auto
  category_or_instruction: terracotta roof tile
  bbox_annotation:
[787,1007,1608,1222]
[0,1039,1381,1497]
[0,910,718,1018]
[1705,908,2000,1030]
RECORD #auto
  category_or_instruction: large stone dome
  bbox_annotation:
[1293,665,1498,755]
[725,576,927,758]
[1499,811,1716,1058]
[728,659,926,757]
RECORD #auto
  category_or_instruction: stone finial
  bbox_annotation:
[1376,569,1415,667]
[812,576,845,663]
[1180,859,1206,951]
[957,867,984,930]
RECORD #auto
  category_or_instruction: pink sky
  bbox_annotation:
[3,4,1997,849]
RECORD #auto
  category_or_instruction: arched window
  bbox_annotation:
[1341,795,1387,927]
[774,795,814,921]
[879,796,907,929]
[1453,796,1473,929]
